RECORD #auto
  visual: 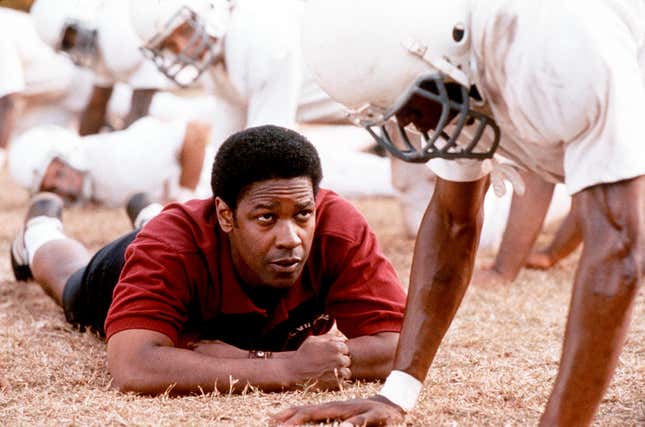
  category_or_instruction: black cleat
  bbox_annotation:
[10,193,64,282]
[126,192,162,229]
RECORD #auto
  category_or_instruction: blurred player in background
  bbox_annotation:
[0,6,77,157]
[7,118,211,207]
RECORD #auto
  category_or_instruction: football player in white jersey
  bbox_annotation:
[0,7,76,153]
[7,118,211,207]
[272,0,645,425]
[30,0,169,135]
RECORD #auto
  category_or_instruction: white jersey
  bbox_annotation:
[207,0,348,145]
[82,117,187,207]
[0,8,74,98]
[92,0,169,90]
[430,0,645,195]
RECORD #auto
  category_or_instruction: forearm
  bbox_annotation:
[393,178,488,381]
[79,85,113,135]
[347,332,398,380]
[0,94,16,149]
[112,344,295,395]
[123,88,156,128]
[494,171,555,280]
[179,121,210,190]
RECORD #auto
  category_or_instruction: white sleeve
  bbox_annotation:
[245,49,301,129]
[230,0,303,129]
[0,38,25,97]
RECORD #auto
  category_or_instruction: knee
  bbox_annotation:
[582,220,643,296]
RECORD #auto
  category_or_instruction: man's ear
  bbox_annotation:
[215,197,234,233]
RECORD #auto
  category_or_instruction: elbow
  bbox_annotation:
[109,361,148,394]
[108,349,162,395]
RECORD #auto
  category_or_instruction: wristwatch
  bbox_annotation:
[248,350,273,359]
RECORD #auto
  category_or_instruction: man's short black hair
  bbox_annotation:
[211,125,323,209]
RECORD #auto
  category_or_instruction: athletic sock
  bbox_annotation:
[24,216,67,265]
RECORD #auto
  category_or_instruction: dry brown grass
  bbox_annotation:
[0,168,642,426]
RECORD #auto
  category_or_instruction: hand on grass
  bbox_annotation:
[270,395,405,426]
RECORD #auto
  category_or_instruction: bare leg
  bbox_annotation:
[526,208,581,270]
[472,171,555,287]
[492,171,555,280]
[30,239,91,306]
[540,176,644,426]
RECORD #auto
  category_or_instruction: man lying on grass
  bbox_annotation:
[10,125,406,394]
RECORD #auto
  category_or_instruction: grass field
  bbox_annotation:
[0,168,642,426]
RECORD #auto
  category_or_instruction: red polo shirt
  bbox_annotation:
[104,189,406,351]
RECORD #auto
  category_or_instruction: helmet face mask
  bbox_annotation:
[60,18,99,68]
[349,73,500,163]
[140,6,223,87]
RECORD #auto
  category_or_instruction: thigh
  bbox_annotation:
[62,230,140,334]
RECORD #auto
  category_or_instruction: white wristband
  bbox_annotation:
[378,370,423,412]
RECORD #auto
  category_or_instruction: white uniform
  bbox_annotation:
[206,0,351,137]
[429,0,645,195]
[0,8,73,98]
[80,117,189,207]
[0,7,88,160]
[92,1,169,91]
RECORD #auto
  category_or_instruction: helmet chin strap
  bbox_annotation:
[401,38,471,87]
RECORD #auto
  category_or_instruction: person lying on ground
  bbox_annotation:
[10,124,406,395]
[7,117,211,207]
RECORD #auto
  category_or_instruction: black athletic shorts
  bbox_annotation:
[62,230,139,335]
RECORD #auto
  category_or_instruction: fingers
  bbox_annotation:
[270,407,298,424]
[338,354,351,368]
[335,340,350,355]
[337,367,351,379]
[271,402,360,426]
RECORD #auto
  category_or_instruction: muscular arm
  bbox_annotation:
[108,328,352,395]
[0,94,17,149]
[191,331,398,381]
[79,85,113,136]
[123,88,157,128]
[394,177,488,379]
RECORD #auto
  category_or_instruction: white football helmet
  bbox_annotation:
[8,126,87,193]
[302,0,500,163]
[130,0,233,87]
[30,0,102,68]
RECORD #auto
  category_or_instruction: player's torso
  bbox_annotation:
[83,118,185,206]
[469,0,645,182]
